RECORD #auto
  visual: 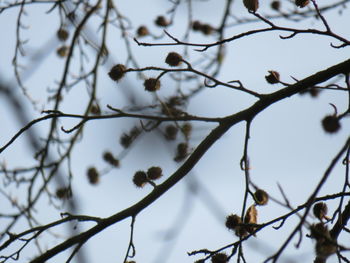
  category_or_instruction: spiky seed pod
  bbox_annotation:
[235,225,248,237]
[57,28,69,41]
[165,125,178,140]
[192,20,202,31]
[254,189,269,206]
[322,115,341,133]
[144,78,161,92]
[147,166,163,180]
[243,0,259,12]
[211,253,228,263]
[108,64,126,81]
[57,46,68,57]
[244,205,258,234]
[133,171,148,188]
[87,167,99,185]
[155,16,169,27]
[165,52,183,67]
[182,123,192,139]
[265,70,280,84]
[313,202,328,221]
[225,214,242,230]
[200,24,214,35]
[271,1,281,11]
[56,187,72,199]
[137,25,149,37]
[295,0,309,8]
[103,151,120,167]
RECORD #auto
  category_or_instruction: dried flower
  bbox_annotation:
[244,205,258,234]
[133,171,148,188]
[87,167,99,185]
[243,0,259,12]
[322,115,341,133]
[254,189,269,206]
[265,70,280,84]
[108,64,126,81]
[165,52,183,67]
[144,78,161,92]
[147,166,163,180]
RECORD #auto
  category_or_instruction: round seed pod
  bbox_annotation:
[57,46,68,57]
[147,166,163,180]
[271,1,281,11]
[313,202,328,221]
[108,64,126,81]
[211,253,228,263]
[165,52,183,67]
[254,189,269,206]
[243,0,259,12]
[57,28,69,41]
[133,171,148,188]
[144,78,161,92]
[322,115,341,133]
[137,25,149,37]
[155,16,169,27]
[225,214,242,230]
[265,70,280,84]
[295,0,309,8]
[87,167,99,185]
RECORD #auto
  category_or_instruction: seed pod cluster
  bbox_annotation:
[132,167,163,188]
